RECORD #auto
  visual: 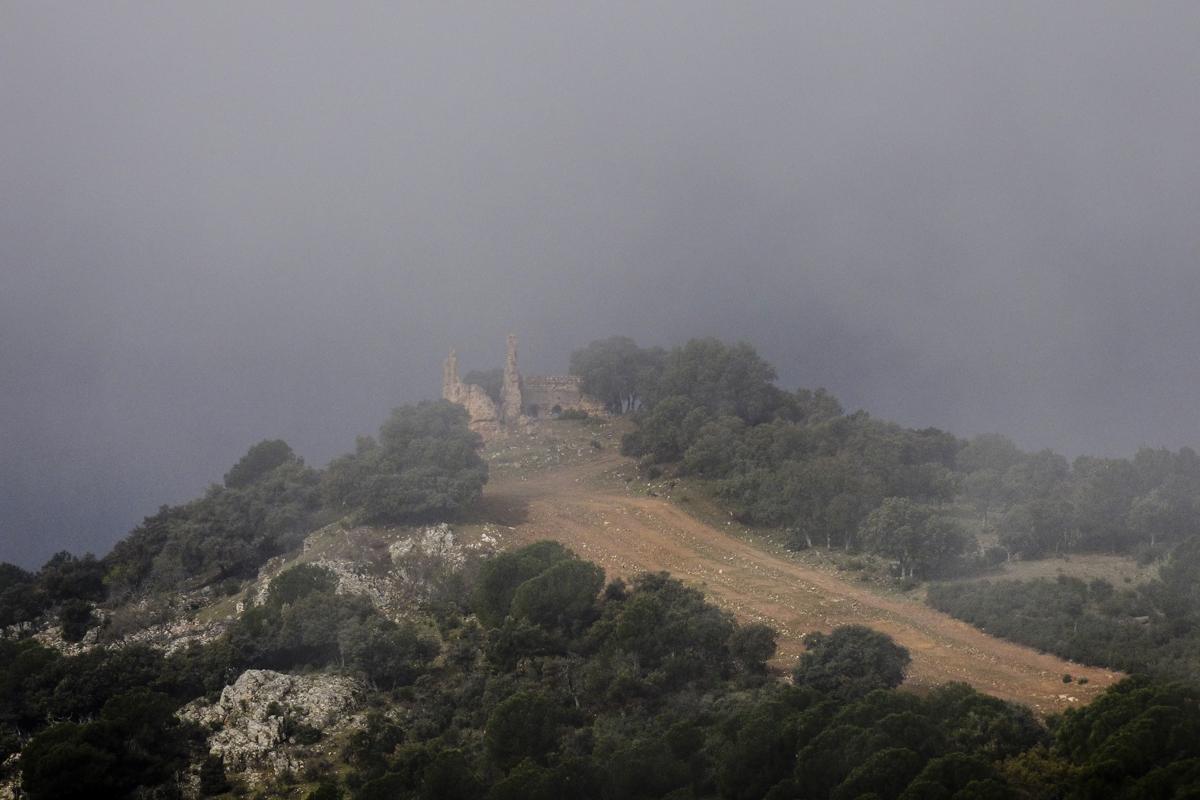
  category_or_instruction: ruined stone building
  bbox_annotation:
[442,335,606,436]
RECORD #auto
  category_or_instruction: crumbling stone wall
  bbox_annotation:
[442,335,605,435]
[521,375,607,418]
[442,349,501,437]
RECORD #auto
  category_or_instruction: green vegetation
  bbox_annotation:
[227,565,438,688]
[471,540,576,628]
[104,455,323,594]
[0,397,489,795]
[570,333,1200,690]
[929,537,1200,682]
[966,440,1200,560]
[858,498,971,579]
[0,563,36,629]
[330,544,1200,799]
[322,400,487,525]
[0,634,234,798]
[0,552,106,638]
[57,599,96,643]
[222,439,300,489]
[20,688,199,800]
[605,337,966,577]
[1,560,439,796]
[569,335,665,414]
[0,398,487,616]
[792,625,911,700]
[9,336,1200,797]
[5,538,1200,797]
[582,334,1200,586]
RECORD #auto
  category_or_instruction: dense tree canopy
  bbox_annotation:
[472,540,575,628]
[0,399,491,630]
[792,624,911,699]
[0,552,107,639]
[858,498,971,578]
[569,337,665,414]
[604,336,967,571]
[227,565,437,687]
[930,539,1200,682]
[334,545,1200,800]
[222,439,299,489]
[0,563,37,629]
[645,338,791,424]
[322,400,487,525]
[582,334,1200,587]
[21,688,197,800]
[104,457,322,594]
[6,536,1200,798]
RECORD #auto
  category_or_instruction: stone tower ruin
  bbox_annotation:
[500,334,522,424]
[442,334,606,436]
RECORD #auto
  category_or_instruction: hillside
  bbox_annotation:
[6,409,1200,798]
[477,419,1118,713]
[5,334,1200,798]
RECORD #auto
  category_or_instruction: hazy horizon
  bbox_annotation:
[4,2,1200,567]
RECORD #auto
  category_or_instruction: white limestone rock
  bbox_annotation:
[179,669,363,775]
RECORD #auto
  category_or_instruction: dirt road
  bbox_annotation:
[484,452,1120,714]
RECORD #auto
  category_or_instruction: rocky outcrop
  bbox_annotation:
[119,616,228,655]
[248,523,497,621]
[388,522,467,570]
[179,669,363,775]
[31,624,89,657]
[24,590,230,657]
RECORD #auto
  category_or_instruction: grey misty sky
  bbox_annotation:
[2,2,1200,566]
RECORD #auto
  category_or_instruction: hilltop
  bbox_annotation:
[4,336,1200,798]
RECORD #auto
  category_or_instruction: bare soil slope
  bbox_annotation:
[483,440,1120,714]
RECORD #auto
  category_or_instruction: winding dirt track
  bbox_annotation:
[485,453,1121,714]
